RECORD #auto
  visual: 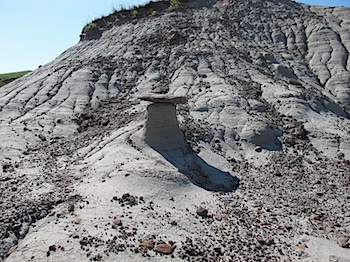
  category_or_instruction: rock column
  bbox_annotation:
[139,94,187,151]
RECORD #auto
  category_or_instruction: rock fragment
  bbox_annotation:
[73,218,82,225]
[140,240,155,249]
[112,219,123,227]
[196,207,208,217]
[6,245,17,257]
[255,146,262,152]
[67,204,75,212]
[338,237,350,248]
[154,243,175,255]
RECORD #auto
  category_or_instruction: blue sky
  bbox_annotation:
[0,0,349,74]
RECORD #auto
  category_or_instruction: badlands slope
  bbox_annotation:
[1,0,350,261]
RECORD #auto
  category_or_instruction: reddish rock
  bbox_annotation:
[6,245,17,256]
[73,218,82,225]
[154,243,175,255]
[338,237,350,248]
[140,239,155,249]
[112,219,123,227]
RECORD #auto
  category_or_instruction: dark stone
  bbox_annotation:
[196,207,208,217]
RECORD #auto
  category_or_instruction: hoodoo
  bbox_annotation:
[138,93,239,193]
[139,93,187,151]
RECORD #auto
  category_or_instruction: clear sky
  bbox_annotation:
[0,0,349,74]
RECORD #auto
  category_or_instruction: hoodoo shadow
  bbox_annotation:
[152,146,240,193]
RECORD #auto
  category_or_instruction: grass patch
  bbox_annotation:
[131,9,139,17]
[149,10,158,16]
[0,71,31,87]
[86,22,98,30]
[169,0,180,11]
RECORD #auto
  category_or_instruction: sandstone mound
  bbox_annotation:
[240,120,282,151]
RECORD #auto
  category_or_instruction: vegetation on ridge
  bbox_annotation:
[81,0,182,40]
[169,0,181,11]
[0,71,31,87]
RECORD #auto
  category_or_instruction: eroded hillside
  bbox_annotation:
[1,0,350,261]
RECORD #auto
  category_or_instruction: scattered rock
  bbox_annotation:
[183,245,204,257]
[154,243,175,255]
[48,245,56,252]
[170,220,177,226]
[79,237,90,246]
[329,255,350,262]
[68,204,75,212]
[257,237,275,246]
[314,190,324,196]
[273,171,282,177]
[6,245,17,257]
[255,146,262,152]
[73,218,82,225]
[140,240,154,249]
[112,193,144,207]
[112,219,123,227]
[338,237,350,248]
[308,212,324,221]
[64,188,73,193]
[38,134,46,141]
[196,207,208,217]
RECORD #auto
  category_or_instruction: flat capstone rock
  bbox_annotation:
[138,93,187,104]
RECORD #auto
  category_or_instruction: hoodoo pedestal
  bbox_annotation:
[139,94,187,151]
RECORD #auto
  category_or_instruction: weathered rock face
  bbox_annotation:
[1,0,350,261]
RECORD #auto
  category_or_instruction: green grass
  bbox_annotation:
[169,0,180,11]
[149,10,158,16]
[86,22,98,30]
[83,0,173,33]
[0,70,31,87]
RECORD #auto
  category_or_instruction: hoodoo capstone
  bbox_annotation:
[138,93,188,105]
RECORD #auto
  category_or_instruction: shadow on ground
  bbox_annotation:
[151,146,240,193]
